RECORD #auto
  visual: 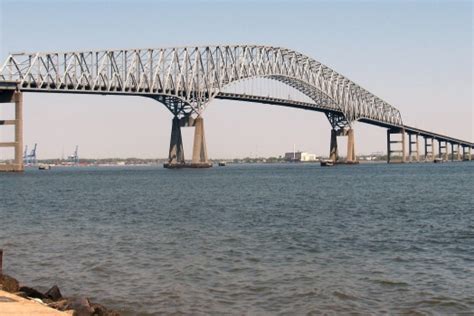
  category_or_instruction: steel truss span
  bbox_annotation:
[0,45,402,126]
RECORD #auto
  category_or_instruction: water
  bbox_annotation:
[0,163,473,315]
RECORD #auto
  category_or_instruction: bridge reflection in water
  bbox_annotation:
[0,45,472,171]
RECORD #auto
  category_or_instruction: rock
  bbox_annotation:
[90,303,107,316]
[30,297,44,304]
[14,291,28,298]
[48,299,69,311]
[91,303,107,316]
[0,274,20,293]
[90,302,120,316]
[105,310,121,316]
[18,286,46,299]
[65,297,94,316]
[45,285,63,301]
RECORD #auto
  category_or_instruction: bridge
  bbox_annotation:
[0,45,472,171]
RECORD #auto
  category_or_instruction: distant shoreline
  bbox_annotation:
[18,160,391,168]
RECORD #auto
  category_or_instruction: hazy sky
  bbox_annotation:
[0,0,472,159]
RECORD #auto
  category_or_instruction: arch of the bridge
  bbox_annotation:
[0,45,403,127]
[217,75,351,130]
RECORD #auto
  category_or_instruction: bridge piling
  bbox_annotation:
[167,116,185,166]
[329,129,338,162]
[346,128,356,163]
[438,140,448,161]
[387,128,406,163]
[0,91,23,172]
[456,144,461,161]
[424,136,434,162]
[462,146,472,161]
[408,133,419,162]
[451,143,461,161]
[191,116,212,168]
[328,127,357,164]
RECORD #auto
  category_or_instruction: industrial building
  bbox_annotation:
[284,151,317,162]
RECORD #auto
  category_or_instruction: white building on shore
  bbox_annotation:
[284,151,317,162]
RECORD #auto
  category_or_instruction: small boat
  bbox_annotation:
[38,163,51,170]
[218,161,226,167]
[320,159,334,167]
[433,158,444,163]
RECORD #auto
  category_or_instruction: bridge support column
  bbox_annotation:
[0,91,23,172]
[408,133,419,162]
[165,116,185,167]
[387,128,405,163]
[456,144,462,161]
[465,146,471,161]
[191,116,212,167]
[450,143,461,161]
[424,137,434,162]
[328,128,357,164]
[329,129,338,162]
[462,146,471,161]
[438,140,448,161]
[346,128,356,163]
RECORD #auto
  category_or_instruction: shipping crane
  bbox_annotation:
[23,145,28,164]
[29,144,37,165]
[23,144,37,165]
[68,146,79,165]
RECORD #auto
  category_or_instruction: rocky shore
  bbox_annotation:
[0,250,119,316]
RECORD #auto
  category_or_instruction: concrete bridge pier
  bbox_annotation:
[450,143,461,161]
[408,133,420,162]
[328,128,357,163]
[191,116,212,168]
[346,128,356,163]
[0,91,23,172]
[329,129,338,162]
[424,136,434,162]
[167,116,185,166]
[438,140,448,161]
[387,128,406,163]
[456,144,462,161]
[164,115,212,168]
[462,146,471,161]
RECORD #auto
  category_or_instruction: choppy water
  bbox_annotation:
[0,162,473,315]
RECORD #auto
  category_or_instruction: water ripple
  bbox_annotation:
[0,163,473,314]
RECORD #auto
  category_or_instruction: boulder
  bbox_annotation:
[0,274,20,293]
[13,291,28,298]
[30,297,44,304]
[91,302,120,316]
[65,297,94,316]
[48,299,69,311]
[18,286,46,299]
[45,285,63,301]
[91,303,107,316]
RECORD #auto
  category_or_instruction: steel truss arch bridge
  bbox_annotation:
[0,45,472,170]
